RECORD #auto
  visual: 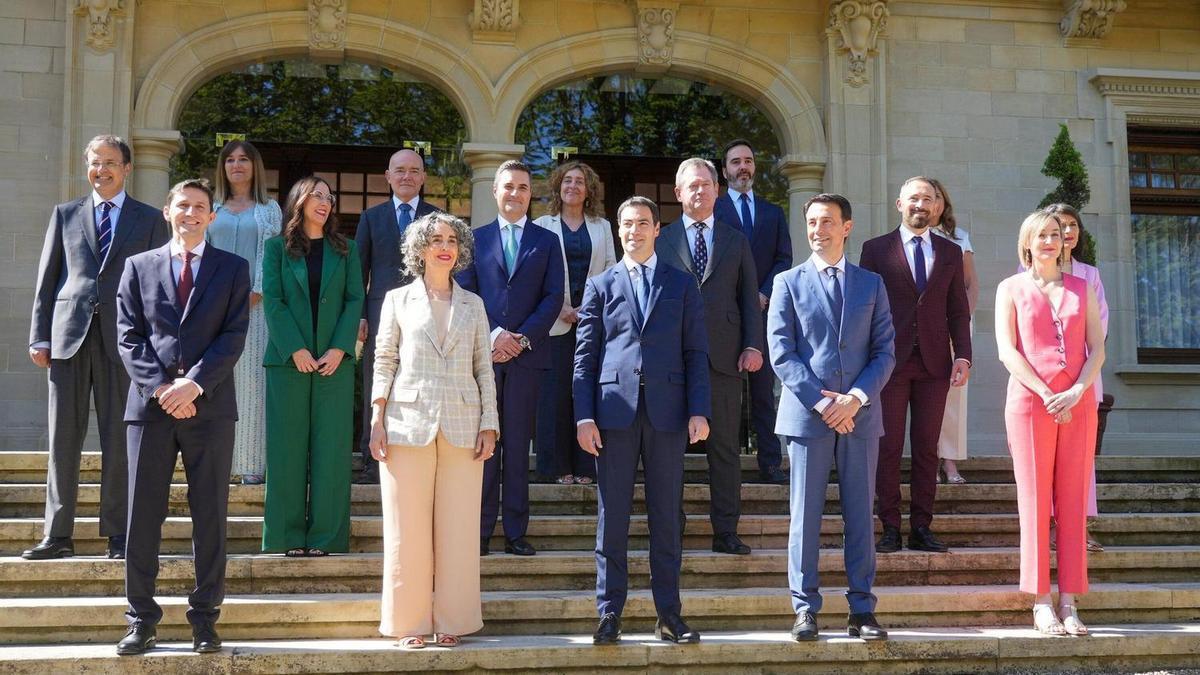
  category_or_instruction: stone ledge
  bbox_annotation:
[1115,363,1200,385]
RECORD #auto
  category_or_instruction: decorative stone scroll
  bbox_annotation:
[1060,0,1128,40]
[309,0,347,57]
[635,1,678,69]
[470,0,520,45]
[74,0,126,53]
[826,1,889,88]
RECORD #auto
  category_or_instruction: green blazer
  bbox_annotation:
[262,235,365,367]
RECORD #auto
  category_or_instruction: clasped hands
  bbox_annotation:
[154,379,202,419]
[1041,384,1084,425]
[577,416,709,457]
[820,389,862,435]
[492,330,525,363]
[292,348,345,376]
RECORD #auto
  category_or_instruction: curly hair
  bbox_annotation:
[927,178,960,241]
[402,212,475,277]
[281,176,348,259]
[546,161,605,219]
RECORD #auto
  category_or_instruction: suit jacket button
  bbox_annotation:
[839,343,847,349]
[1058,361,1067,367]
[834,369,841,376]
[321,298,327,304]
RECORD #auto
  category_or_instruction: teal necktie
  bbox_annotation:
[504,223,519,276]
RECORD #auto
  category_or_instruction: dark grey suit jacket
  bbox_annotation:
[30,194,169,361]
[656,218,763,377]
[355,198,441,332]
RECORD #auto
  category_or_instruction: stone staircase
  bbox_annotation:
[0,451,1198,673]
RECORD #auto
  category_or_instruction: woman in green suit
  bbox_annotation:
[261,176,364,556]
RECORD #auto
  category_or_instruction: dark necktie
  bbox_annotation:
[826,267,843,329]
[177,251,195,309]
[738,193,753,239]
[636,264,651,326]
[97,201,114,262]
[912,236,927,294]
[397,202,412,231]
[692,222,708,280]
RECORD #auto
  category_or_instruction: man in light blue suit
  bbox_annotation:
[766,193,896,642]
[574,196,711,646]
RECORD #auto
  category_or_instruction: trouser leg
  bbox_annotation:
[908,372,951,531]
[786,436,834,616]
[94,346,131,538]
[177,418,234,627]
[706,370,743,535]
[307,366,353,552]
[44,345,92,538]
[263,367,311,552]
[641,410,686,619]
[432,431,485,635]
[876,358,914,531]
[595,417,638,617]
[379,436,436,637]
[837,434,880,614]
[124,421,178,626]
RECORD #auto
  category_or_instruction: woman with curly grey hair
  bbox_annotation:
[368,212,499,649]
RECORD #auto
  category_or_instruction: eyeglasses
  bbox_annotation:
[309,193,337,206]
[87,161,124,171]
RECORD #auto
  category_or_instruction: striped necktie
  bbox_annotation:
[97,201,114,262]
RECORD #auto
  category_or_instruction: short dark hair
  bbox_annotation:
[721,138,754,166]
[803,193,852,221]
[616,195,660,225]
[83,134,132,165]
[494,159,532,185]
[166,178,214,210]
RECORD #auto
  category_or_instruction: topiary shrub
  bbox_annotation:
[1037,123,1096,265]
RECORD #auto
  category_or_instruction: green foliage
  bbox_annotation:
[1037,123,1096,264]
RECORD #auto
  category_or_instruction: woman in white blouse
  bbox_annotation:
[533,161,617,485]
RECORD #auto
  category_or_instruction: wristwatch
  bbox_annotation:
[518,335,532,351]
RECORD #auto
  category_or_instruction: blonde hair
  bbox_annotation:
[1016,210,1067,268]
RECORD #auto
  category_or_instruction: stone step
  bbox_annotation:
[0,583,1196,644]
[3,511,1197,558]
[2,624,1199,674]
[2,482,1197,519]
[2,546,1197,598]
[4,451,1197,485]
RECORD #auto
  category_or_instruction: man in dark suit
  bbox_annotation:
[354,148,440,483]
[575,196,710,645]
[657,157,763,556]
[768,193,895,642]
[114,178,250,656]
[714,139,792,484]
[26,135,169,561]
[457,159,564,557]
[859,176,972,554]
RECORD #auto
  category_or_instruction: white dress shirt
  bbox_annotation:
[93,190,127,235]
[899,225,935,283]
[808,253,868,414]
[490,215,530,346]
[682,213,715,277]
[727,188,754,228]
[391,194,420,227]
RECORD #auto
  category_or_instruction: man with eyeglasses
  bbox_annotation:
[354,148,441,484]
[26,135,169,561]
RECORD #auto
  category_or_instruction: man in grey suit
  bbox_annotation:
[26,135,169,560]
[657,157,763,556]
[767,194,895,642]
[354,148,441,484]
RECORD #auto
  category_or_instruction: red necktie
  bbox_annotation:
[177,251,195,308]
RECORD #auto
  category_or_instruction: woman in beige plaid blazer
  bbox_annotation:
[368,212,499,649]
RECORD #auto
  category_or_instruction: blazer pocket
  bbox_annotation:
[726,311,740,324]
[461,387,481,404]
[392,387,418,403]
[599,370,619,384]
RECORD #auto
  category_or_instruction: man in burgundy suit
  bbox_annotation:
[859,176,972,554]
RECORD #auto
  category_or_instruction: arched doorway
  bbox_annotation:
[172,57,470,230]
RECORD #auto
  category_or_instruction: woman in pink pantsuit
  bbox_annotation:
[996,209,1105,636]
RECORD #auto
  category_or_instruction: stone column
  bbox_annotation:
[131,129,182,207]
[778,159,825,261]
[460,142,525,226]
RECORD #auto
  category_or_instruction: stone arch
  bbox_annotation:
[491,29,827,164]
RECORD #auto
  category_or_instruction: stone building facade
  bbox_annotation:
[1,0,1197,454]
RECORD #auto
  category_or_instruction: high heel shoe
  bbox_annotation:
[1058,604,1088,636]
[1033,604,1065,636]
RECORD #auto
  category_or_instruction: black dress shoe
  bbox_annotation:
[192,623,222,653]
[107,535,126,560]
[21,536,74,560]
[791,611,818,641]
[847,612,888,640]
[908,525,950,553]
[504,537,536,556]
[593,612,621,645]
[712,532,751,555]
[116,622,157,655]
[480,536,490,556]
[655,614,700,643]
[760,466,789,484]
[875,526,901,553]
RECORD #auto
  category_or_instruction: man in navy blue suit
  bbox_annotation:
[713,139,792,484]
[457,159,564,557]
[767,194,895,642]
[114,179,249,656]
[575,196,711,645]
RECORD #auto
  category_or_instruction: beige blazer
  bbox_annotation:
[371,277,500,449]
[533,213,617,336]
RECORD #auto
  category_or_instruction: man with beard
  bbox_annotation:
[714,139,792,484]
[859,177,972,555]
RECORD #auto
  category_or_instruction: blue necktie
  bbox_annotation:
[826,267,843,329]
[635,264,651,326]
[692,222,708,281]
[397,202,412,232]
[97,201,113,262]
[738,193,753,239]
[912,236,927,294]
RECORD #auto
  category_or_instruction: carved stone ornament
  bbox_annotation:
[1060,0,1128,40]
[308,0,347,52]
[469,0,520,45]
[636,2,677,67]
[826,0,889,88]
[74,0,126,53]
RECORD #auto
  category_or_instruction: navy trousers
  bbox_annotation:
[481,361,539,541]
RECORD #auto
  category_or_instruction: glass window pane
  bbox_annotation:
[1151,173,1176,188]
[1130,172,1148,188]
[1150,154,1174,169]
[1132,213,1200,350]
[1129,152,1148,169]
[1180,174,1200,189]
[341,173,364,192]
[367,174,389,193]
[634,182,656,199]
[366,194,390,209]
[265,169,279,190]
[339,194,363,215]
[315,171,337,186]
[1179,154,1200,171]
[661,204,682,223]
[659,183,676,201]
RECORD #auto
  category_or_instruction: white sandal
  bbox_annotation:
[1058,604,1088,636]
[1033,603,1065,635]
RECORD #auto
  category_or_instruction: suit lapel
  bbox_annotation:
[612,265,642,329]
[889,230,919,295]
[802,262,839,332]
[481,221,505,276]
[181,248,218,323]
[376,205,400,262]
[103,200,138,271]
[440,281,471,356]
[154,247,181,325]
[319,239,342,299]
[288,246,309,298]
[510,221,536,276]
[642,264,665,326]
[662,221,693,277]
[78,198,101,265]
[706,221,733,282]
[925,234,949,293]
[408,278,444,356]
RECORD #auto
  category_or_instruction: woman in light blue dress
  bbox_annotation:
[208,140,282,484]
